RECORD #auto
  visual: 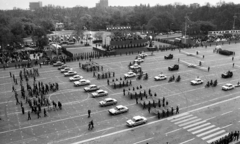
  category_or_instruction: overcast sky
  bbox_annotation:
[0,0,239,10]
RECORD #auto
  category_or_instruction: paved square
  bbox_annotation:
[1,43,240,144]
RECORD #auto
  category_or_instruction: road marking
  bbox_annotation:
[183,120,207,129]
[202,130,225,140]
[171,114,193,122]
[221,124,232,129]
[187,123,211,132]
[178,118,202,127]
[70,92,240,144]
[165,128,182,136]
[133,137,153,144]
[179,138,195,144]
[221,111,232,116]
[196,127,220,137]
[174,116,198,125]
[206,133,229,143]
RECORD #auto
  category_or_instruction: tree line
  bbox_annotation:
[1,1,240,49]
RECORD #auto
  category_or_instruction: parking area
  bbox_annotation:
[1,43,240,144]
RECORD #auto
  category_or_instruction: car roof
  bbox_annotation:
[226,83,232,85]
[133,116,143,120]
[74,75,80,77]
[80,79,86,81]
[90,84,96,87]
[105,98,113,101]
[116,105,124,109]
[97,89,104,92]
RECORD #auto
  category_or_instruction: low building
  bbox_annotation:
[55,23,64,31]
[106,26,131,31]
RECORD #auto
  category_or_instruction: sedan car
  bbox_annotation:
[109,105,128,115]
[124,72,136,78]
[53,61,64,67]
[126,116,147,127]
[99,98,117,107]
[154,74,167,81]
[222,83,235,91]
[58,65,68,70]
[61,67,71,73]
[92,90,108,98]
[84,84,99,92]
[139,53,148,58]
[134,58,144,63]
[69,75,83,81]
[130,64,141,69]
[74,79,91,87]
[64,71,77,76]
[191,78,203,85]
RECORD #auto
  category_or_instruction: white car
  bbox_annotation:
[61,67,72,73]
[222,83,235,91]
[191,78,203,85]
[92,89,108,98]
[126,116,147,127]
[108,105,129,115]
[134,58,144,63]
[139,53,148,57]
[124,72,136,78]
[130,64,141,69]
[154,74,167,81]
[53,61,64,67]
[69,75,83,81]
[58,65,68,70]
[99,98,117,107]
[64,71,77,76]
[74,79,91,87]
[84,84,100,92]
[188,64,196,68]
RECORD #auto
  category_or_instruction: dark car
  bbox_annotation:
[168,64,179,71]
[164,54,173,59]
[221,71,233,78]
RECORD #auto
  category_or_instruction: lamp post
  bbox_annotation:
[184,12,192,38]
[233,14,238,30]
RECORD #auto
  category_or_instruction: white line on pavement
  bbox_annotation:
[165,128,182,136]
[221,111,232,116]
[179,138,195,144]
[132,137,153,144]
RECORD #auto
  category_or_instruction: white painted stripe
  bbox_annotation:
[179,138,195,144]
[171,115,193,122]
[197,127,221,137]
[206,133,229,144]
[167,112,189,120]
[133,137,153,144]
[192,125,215,134]
[175,116,198,125]
[165,128,182,135]
[221,111,232,116]
[183,120,207,129]
[221,124,232,129]
[188,123,211,132]
[202,130,225,140]
[179,118,202,127]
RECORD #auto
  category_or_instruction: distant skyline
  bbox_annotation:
[0,0,239,10]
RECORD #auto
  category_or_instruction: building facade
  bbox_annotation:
[29,1,42,11]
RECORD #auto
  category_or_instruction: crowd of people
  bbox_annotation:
[10,67,62,120]
[211,131,239,144]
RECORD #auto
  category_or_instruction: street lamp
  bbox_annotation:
[184,12,192,38]
[233,13,239,30]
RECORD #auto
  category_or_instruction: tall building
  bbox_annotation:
[29,1,42,11]
[96,0,108,8]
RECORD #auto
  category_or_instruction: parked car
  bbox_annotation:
[99,98,117,107]
[221,71,233,78]
[74,79,90,87]
[222,83,234,91]
[84,84,99,92]
[126,116,147,127]
[69,75,83,81]
[108,105,129,115]
[58,65,67,70]
[191,78,203,85]
[61,67,71,73]
[124,72,137,78]
[154,74,167,81]
[64,71,77,76]
[168,64,179,71]
[53,61,64,67]
[164,54,173,59]
[134,58,144,63]
[92,90,108,98]
[130,64,141,69]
